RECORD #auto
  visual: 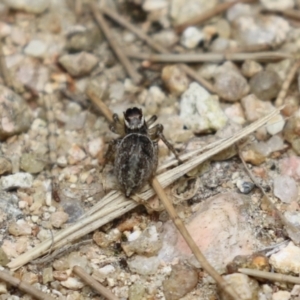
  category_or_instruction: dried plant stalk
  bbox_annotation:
[275,59,300,107]
[7,107,282,270]
[99,5,215,93]
[0,270,54,300]
[175,0,255,33]
[89,3,142,84]
[73,266,119,300]
[238,268,300,284]
[152,178,240,300]
[127,51,292,63]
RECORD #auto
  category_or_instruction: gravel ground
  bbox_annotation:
[1,0,300,299]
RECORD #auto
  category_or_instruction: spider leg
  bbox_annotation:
[146,115,157,127]
[150,124,182,163]
[110,113,124,135]
[101,138,121,170]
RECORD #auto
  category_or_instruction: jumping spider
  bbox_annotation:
[105,107,181,197]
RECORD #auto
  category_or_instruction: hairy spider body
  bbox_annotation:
[105,107,180,197]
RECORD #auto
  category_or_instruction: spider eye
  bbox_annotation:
[124,107,144,129]
[124,107,143,121]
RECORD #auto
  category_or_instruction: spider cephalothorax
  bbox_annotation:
[105,107,180,197]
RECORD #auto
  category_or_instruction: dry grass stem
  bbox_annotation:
[100,5,215,93]
[152,177,240,300]
[275,59,300,107]
[238,268,300,284]
[175,0,250,33]
[127,51,291,63]
[265,9,300,21]
[73,266,119,300]
[7,107,282,270]
[89,2,142,85]
[0,270,55,300]
[86,84,113,123]
[222,43,271,53]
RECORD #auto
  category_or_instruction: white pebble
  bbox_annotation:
[266,114,285,135]
[1,172,33,190]
[24,40,47,58]
[274,175,298,203]
[270,242,300,273]
[180,27,204,49]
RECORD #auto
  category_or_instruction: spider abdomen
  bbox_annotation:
[114,133,158,197]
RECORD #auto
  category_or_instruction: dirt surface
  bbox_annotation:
[0,0,300,299]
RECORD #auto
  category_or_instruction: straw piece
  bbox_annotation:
[89,2,142,85]
[0,270,55,300]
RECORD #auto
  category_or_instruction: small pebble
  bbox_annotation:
[68,144,86,164]
[0,157,12,175]
[180,82,228,134]
[87,137,104,158]
[240,148,266,166]
[0,85,32,140]
[0,282,7,294]
[284,211,300,244]
[20,153,46,174]
[4,0,50,14]
[249,71,281,101]
[0,247,9,266]
[233,15,290,46]
[180,26,204,49]
[224,103,246,125]
[59,52,99,77]
[43,267,53,284]
[283,109,300,155]
[260,0,294,10]
[163,262,198,300]
[270,242,300,273]
[122,225,162,257]
[128,255,160,275]
[236,180,255,194]
[272,291,291,300]
[1,172,33,190]
[8,220,31,236]
[241,60,263,78]
[266,114,285,135]
[219,273,259,300]
[66,27,102,52]
[274,175,298,203]
[176,193,261,272]
[161,65,189,96]
[24,40,47,58]
[241,94,275,122]
[170,0,217,25]
[129,283,145,300]
[214,64,249,102]
[60,277,85,290]
[50,211,69,228]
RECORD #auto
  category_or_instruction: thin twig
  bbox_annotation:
[100,5,215,93]
[89,2,142,85]
[175,0,255,33]
[73,266,119,300]
[31,239,92,265]
[0,270,55,300]
[275,59,300,107]
[127,51,291,63]
[86,84,113,123]
[151,178,240,300]
[265,8,300,21]
[222,43,272,53]
[238,268,300,284]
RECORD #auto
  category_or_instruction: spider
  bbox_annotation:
[104,107,181,197]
